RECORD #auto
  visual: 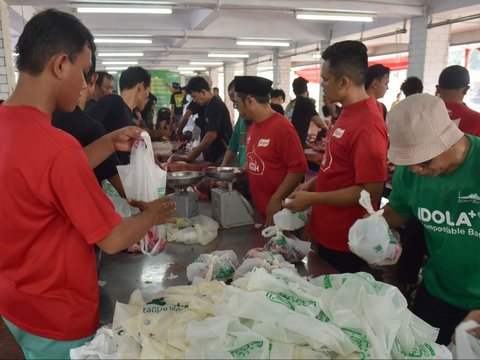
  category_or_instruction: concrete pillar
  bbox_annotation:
[209,67,220,88]
[224,64,235,123]
[0,1,16,99]
[273,52,291,98]
[244,60,257,76]
[407,16,450,95]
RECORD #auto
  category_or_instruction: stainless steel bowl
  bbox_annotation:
[203,166,246,182]
[166,171,204,188]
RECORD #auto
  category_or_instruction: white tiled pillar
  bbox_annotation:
[244,61,257,76]
[209,67,220,88]
[0,1,16,100]
[273,53,291,98]
[407,16,450,95]
[224,64,235,123]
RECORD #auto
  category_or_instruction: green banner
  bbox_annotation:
[149,70,181,111]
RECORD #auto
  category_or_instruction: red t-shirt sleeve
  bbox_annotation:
[37,146,121,245]
[351,126,388,184]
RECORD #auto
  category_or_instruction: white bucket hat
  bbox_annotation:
[386,93,464,165]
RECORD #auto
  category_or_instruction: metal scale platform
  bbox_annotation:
[166,171,204,218]
[204,167,254,228]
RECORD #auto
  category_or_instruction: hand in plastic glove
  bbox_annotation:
[265,197,282,227]
[108,126,143,152]
[455,310,480,342]
[128,195,177,225]
[283,191,314,212]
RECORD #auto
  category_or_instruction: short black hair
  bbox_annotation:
[227,79,235,91]
[96,71,114,87]
[292,77,308,95]
[186,76,211,93]
[400,76,423,97]
[119,66,151,92]
[321,40,368,86]
[15,9,95,76]
[85,52,97,82]
[270,88,286,101]
[438,65,470,89]
[365,64,390,89]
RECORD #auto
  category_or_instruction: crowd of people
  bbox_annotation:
[0,8,479,359]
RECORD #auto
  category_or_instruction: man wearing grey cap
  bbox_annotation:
[436,65,480,137]
[382,93,480,345]
[235,76,307,226]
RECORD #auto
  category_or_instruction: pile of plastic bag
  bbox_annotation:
[186,250,239,282]
[71,268,452,359]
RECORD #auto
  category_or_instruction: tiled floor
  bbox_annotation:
[0,320,24,359]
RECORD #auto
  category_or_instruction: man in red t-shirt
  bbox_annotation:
[0,10,175,359]
[437,65,480,137]
[284,41,388,273]
[365,64,390,120]
[234,76,307,227]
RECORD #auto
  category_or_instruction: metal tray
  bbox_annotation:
[166,171,204,188]
[203,166,246,182]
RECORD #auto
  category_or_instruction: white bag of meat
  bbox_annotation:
[232,248,295,280]
[348,190,402,265]
[261,227,311,263]
[273,198,310,231]
[117,131,168,256]
[186,250,239,282]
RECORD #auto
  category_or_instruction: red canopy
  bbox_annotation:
[294,55,409,83]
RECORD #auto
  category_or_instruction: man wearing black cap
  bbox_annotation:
[235,76,308,226]
[285,77,328,147]
[183,76,232,164]
[436,65,480,136]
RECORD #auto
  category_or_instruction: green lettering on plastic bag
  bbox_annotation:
[323,275,332,289]
[229,340,264,358]
[374,244,383,253]
[217,267,234,279]
[342,327,372,359]
[275,236,287,246]
[265,292,317,311]
[316,311,331,322]
[298,213,307,223]
[394,339,436,358]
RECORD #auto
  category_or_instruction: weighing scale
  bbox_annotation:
[166,171,204,218]
[204,167,254,228]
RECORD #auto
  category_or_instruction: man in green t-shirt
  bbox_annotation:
[382,93,480,345]
[221,79,251,167]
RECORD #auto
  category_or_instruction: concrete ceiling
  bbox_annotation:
[4,0,480,73]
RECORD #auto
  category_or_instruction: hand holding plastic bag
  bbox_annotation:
[273,198,309,231]
[454,320,480,359]
[117,131,168,256]
[348,190,402,265]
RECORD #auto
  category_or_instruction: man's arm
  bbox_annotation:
[176,109,193,138]
[382,204,409,229]
[96,196,176,254]
[186,131,217,162]
[84,126,142,169]
[311,115,328,131]
[284,182,384,212]
[265,172,305,226]
[220,149,236,167]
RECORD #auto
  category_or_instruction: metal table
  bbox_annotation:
[98,202,337,324]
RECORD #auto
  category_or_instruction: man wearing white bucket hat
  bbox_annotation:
[382,93,480,345]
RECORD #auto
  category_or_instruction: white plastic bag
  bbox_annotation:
[186,250,239,282]
[261,227,310,263]
[166,215,219,245]
[453,320,480,359]
[117,131,167,256]
[348,190,402,265]
[272,198,309,231]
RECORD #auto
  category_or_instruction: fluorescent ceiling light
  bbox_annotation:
[312,54,321,59]
[208,53,249,58]
[107,71,118,75]
[179,71,195,75]
[296,11,375,22]
[93,34,151,37]
[236,40,290,47]
[105,66,128,70]
[98,52,143,57]
[189,61,223,66]
[178,66,207,71]
[95,38,152,44]
[77,7,172,14]
[102,61,139,65]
